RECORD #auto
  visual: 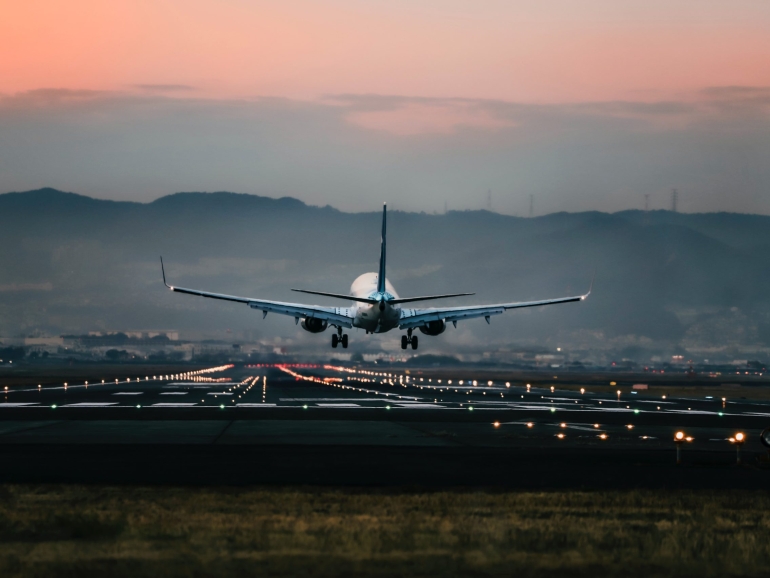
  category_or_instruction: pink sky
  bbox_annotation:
[2,0,770,104]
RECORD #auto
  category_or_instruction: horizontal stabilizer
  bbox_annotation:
[291,289,377,304]
[390,293,475,305]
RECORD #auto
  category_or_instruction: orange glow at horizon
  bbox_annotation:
[2,1,770,104]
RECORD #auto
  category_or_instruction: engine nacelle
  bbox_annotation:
[418,320,446,336]
[301,318,328,333]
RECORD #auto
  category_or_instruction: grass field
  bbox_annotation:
[1,486,769,577]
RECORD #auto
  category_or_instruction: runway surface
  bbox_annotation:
[1,363,769,488]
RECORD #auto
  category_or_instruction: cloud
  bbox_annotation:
[701,86,770,98]
[0,282,53,292]
[0,88,768,215]
[135,84,196,92]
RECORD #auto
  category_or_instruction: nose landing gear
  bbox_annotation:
[401,329,418,350]
[331,328,348,349]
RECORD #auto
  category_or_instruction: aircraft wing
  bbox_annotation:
[161,259,354,328]
[399,293,589,329]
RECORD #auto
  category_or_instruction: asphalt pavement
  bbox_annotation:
[1,364,768,488]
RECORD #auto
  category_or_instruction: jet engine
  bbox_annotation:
[301,318,328,333]
[418,320,446,336]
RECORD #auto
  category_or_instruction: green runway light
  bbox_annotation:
[220,404,225,409]
[719,412,724,416]
[303,405,308,409]
[550,407,556,413]
[51,404,56,409]
[634,409,640,414]
[136,405,141,409]
[386,406,391,410]
[469,406,474,411]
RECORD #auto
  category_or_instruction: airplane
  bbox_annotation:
[160,204,591,350]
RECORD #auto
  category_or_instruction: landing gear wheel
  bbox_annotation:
[411,335,418,350]
[331,334,338,348]
[401,335,408,350]
[341,334,348,348]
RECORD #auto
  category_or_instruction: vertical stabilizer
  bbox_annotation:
[377,203,387,293]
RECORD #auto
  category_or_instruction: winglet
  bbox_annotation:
[160,257,172,289]
[581,270,595,300]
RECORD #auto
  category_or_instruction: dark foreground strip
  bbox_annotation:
[0,444,767,489]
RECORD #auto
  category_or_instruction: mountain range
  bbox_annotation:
[1,188,769,361]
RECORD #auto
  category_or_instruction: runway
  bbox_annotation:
[1,363,769,488]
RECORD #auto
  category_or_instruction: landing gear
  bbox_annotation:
[332,328,348,349]
[402,329,418,350]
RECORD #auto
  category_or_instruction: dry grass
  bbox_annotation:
[1,486,769,577]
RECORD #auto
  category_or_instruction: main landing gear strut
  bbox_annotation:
[331,327,348,349]
[401,328,418,350]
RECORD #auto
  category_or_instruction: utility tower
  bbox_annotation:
[671,188,678,212]
[529,194,534,218]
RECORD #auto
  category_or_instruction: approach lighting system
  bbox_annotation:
[733,432,746,464]
[674,431,686,464]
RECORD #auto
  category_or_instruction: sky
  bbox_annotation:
[1,0,769,214]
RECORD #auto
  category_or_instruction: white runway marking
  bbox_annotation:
[394,403,444,408]
[280,398,385,402]
[113,392,143,395]
[64,402,119,407]
[585,407,637,412]
[160,392,188,395]
[237,403,277,407]
[316,403,361,407]
[0,403,40,407]
[151,403,197,407]
[207,392,232,396]
[664,409,721,415]
[503,404,574,410]
[167,382,238,386]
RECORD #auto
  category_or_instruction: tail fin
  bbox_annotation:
[377,203,387,293]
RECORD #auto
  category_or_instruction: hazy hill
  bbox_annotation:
[1,188,770,359]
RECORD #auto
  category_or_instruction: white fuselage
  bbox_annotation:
[350,272,401,333]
